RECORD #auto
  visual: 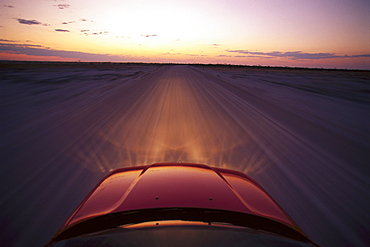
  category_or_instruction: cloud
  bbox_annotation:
[55,29,70,32]
[350,54,370,58]
[211,44,221,48]
[80,30,89,36]
[78,18,94,23]
[54,4,70,9]
[62,21,75,25]
[80,30,108,36]
[0,39,16,42]
[142,34,157,38]
[226,50,370,60]
[16,18,42,25]
[4,5,14,8]
[0,42,126,61]
[186,53,207,57]
[162,52,181,56]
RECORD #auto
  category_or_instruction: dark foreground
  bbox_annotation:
[0,63,369,246]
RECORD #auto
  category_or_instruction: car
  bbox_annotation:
[46,162,318,246]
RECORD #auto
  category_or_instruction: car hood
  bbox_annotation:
[50,163,314,245]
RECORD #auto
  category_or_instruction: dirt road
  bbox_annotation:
[1,64,369,246]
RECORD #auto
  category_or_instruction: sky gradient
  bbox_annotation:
[0,0,369,69]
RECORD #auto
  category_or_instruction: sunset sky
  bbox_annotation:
[0,0,369,69]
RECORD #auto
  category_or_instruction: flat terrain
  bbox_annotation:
[1,63,369,246]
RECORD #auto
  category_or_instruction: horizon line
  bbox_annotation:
[1,59,369,72]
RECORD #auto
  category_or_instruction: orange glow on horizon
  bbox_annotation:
[0,0,368,69]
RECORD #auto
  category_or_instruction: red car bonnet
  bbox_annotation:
[63,163,296,228]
